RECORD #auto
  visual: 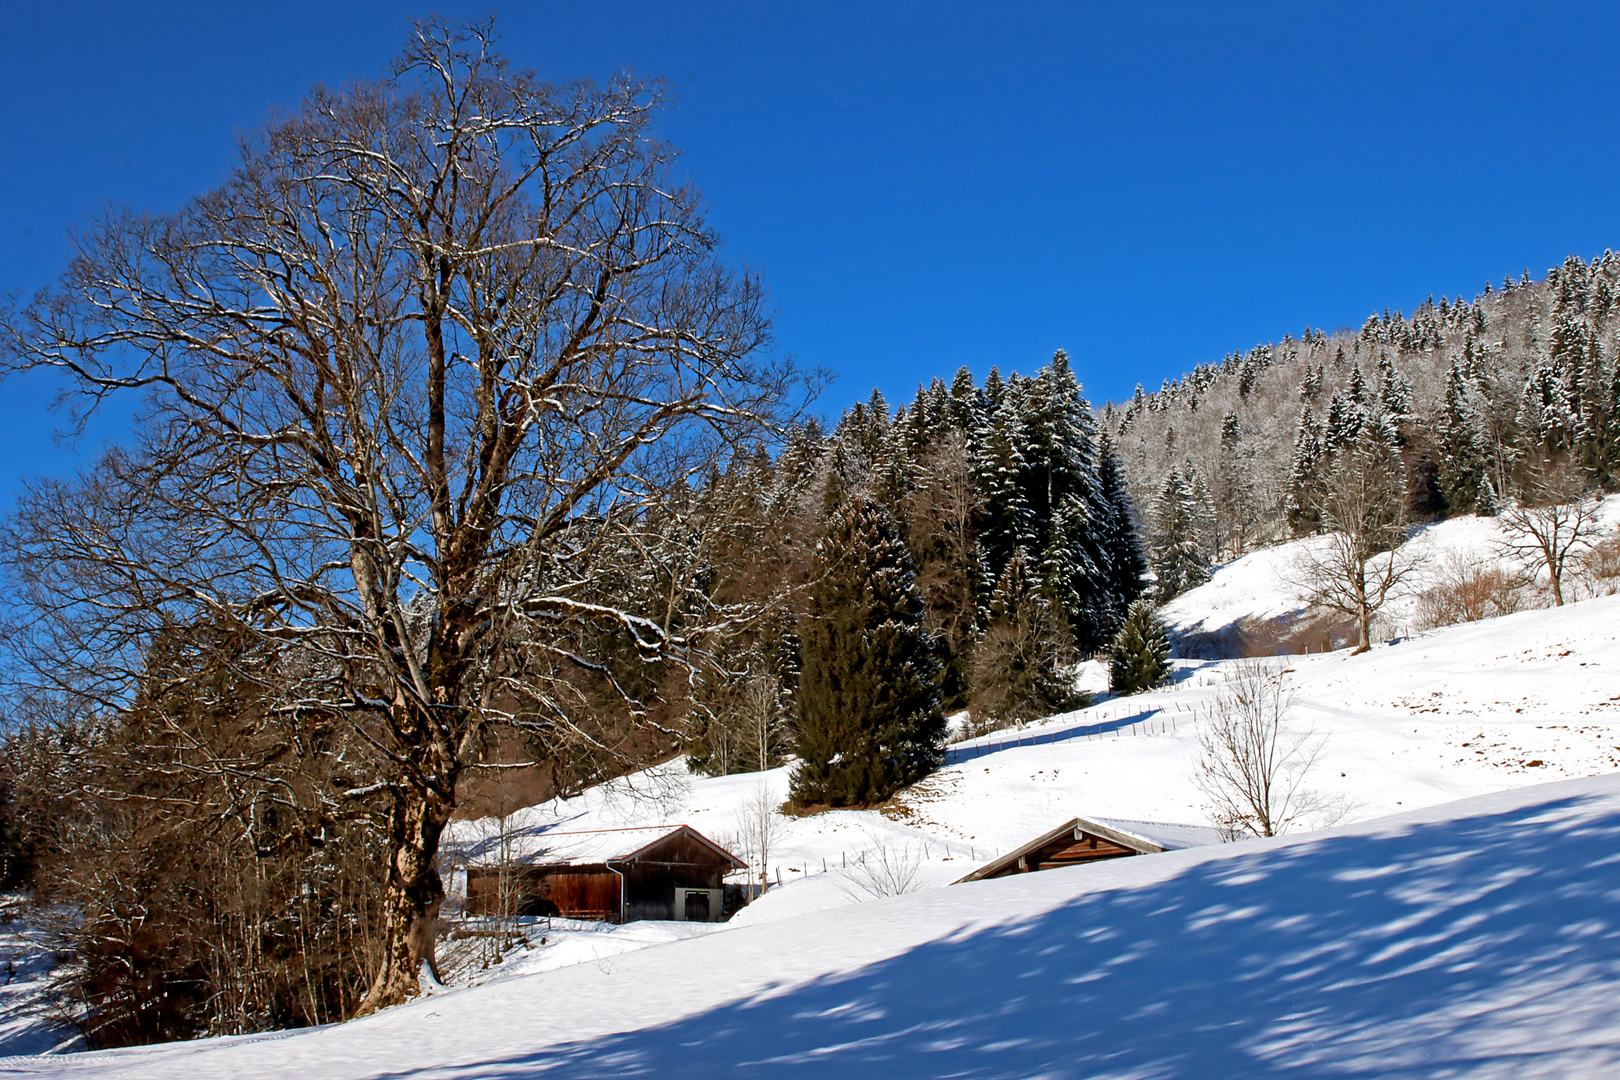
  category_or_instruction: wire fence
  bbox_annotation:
[943,706,1180,765]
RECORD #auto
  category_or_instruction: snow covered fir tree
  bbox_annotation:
[1108,599,1173,694]
[789,495,945,806]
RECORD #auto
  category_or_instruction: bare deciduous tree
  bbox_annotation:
[733,781,784,890]
[1290,436,1426,653]
[0,18,802,1012]
[1195,660,1346,840]
[1497,455,1602,607]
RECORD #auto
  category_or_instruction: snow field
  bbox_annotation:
[446,581,1620,940]
[20,773,1620,1077]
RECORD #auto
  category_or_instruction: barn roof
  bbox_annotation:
[952,816,1220,884]
[469,824,745,871]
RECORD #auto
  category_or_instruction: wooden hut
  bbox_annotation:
[953,817,1218,884]
[465,825,746,923]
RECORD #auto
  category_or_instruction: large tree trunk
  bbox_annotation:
[357,780,454,1014]
[1352,573,1372,654]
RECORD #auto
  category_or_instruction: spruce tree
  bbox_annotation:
[1435,360,1487,515]
[1150,467,1212,600]
[1108,599,1172,694]
[1093,430,1149,628]
[791,495,944,807]
[1015,352,1114,650]
[947,365,982,434]
[972,399,1034,574]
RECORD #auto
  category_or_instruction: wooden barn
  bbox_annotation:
[953,817,1219,884]
[465,825,746,923]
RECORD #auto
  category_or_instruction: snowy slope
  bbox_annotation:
[1160,499,1620,647]
[443,588,1620,932]
[10,508,1620,1070]
[16,773,1620,1078]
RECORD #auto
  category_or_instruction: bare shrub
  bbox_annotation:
[1233,612,1355,657]
[840,834,924,900]
[1195,661,1348,839]
[1578,532,1620,592]
[1413,553,1531,631]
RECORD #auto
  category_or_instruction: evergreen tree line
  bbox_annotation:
[685,351,1151,802]
[1112,254,1620,561]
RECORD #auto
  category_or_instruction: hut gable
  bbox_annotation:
[953,816,1218,884]
[466,825,745,923]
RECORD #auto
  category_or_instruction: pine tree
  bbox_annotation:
[972,398,1034,574]
[947,366,981,435]
[791,496,944,807]
[1288,407,1326,535]
[1093,430,1149,628]
[1435,360,1487,515]
[1476,474,1500,516]
[1108,599,1172,694]
[1220,411,1242,448]
[1378,354,1412,422]
[982,366,1006,411]
[1150,466,1212,600]
[1519,362,1581,453]
[1325,394,1361,450]
[1014,352,1116,649]
[869,416,914,512]
[1348,363,1369,406]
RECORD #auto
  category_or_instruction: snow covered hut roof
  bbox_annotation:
[953,816,1219,884]
[469,824,744,871]
[1087,818,1223,852]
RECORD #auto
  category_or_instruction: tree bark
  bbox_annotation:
[358,772,454,1014]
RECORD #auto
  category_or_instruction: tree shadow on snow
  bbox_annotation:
[427,793,1620,1078]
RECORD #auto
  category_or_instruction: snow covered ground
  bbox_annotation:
[8,507,1620,1073]
[15,773,1620,1078]
[1160,497,1620,649]
[443,561,1620,932]
[0,901,80,1058]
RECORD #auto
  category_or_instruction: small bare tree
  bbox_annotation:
[1291,436,1426,652]
[1195,660,1345,839]
[740,674,784,774]
[1497,456,1602,606]
[734,781,785,890]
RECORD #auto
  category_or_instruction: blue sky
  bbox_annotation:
[5,2,1620,504]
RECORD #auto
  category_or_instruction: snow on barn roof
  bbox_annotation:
[954,815,1220,884]
[1088,818,1223,851]
[464,824,744,870]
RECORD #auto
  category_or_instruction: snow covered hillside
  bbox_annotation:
[441,540,1620,930]
[11,507,1620,1072]
[18,773,1620,1078]
[0,902,80,1058]
[1159,498,1620,651]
